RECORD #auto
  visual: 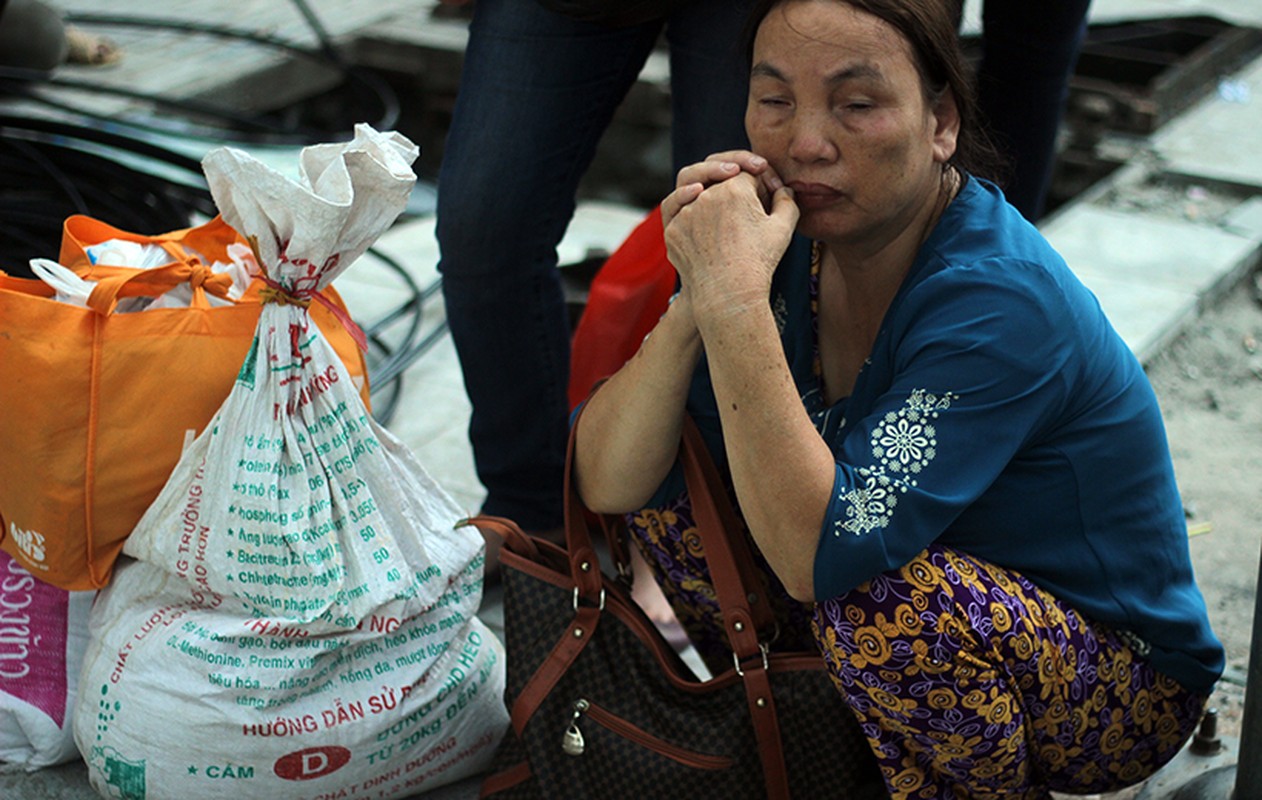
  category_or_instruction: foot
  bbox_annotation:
[64,26,121,66]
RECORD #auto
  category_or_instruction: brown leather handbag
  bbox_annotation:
[474,418,886,798]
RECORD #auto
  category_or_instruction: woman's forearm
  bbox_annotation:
[573,294,705,513]
[696,301,834,602]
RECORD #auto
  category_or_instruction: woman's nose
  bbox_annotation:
[787,116,838,163]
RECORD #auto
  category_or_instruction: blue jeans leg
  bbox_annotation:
[663,0,759,169]
[435,0,660,530]
[978,0,1092,222]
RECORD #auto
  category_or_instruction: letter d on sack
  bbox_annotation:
[273,746,351,781]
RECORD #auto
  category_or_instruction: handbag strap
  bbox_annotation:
[677,418,792,800]
[677,418,779,639]
[460,515,540,564]
[562,406,616,601]
[596,512,633,580]
[509,603,603,739]
[568,385,776,634]
[469,414,617,745]
[462,513,603,741]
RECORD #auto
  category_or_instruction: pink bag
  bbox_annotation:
[0,549,94,770]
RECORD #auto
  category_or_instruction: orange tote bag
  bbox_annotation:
[0,216,371,590]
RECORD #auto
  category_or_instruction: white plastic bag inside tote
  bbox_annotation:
[73,124,507,800]
[28,241,254,310]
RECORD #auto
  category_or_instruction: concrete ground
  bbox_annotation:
[2,0,1262,797]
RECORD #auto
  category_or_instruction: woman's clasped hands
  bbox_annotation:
[661,151,799,325]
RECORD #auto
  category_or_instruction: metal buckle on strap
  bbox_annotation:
[572,587,606,612]
[732,641,770,677]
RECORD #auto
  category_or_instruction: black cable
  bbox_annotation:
[355,246,449,425]
[0,113,210,174]
[6,137,88,209]
[288,0,351,69]
[0,123,214,263]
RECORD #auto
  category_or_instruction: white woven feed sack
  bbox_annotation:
[0,550,94,771]
[79,557,503,799]
[73,125,508,800]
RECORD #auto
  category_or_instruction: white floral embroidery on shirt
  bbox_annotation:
[838,470,897,535]
[834,389,956,537]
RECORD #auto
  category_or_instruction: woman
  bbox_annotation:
[572,0,1224,796]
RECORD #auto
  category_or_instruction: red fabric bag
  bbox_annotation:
[567,207,676,408]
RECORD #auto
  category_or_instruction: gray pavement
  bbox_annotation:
[3,0,1262,798]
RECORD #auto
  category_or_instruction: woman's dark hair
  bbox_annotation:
[742,0,1006,183]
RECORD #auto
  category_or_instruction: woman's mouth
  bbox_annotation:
[788,182,843,210]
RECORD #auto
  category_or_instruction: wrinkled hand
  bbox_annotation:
[663,170,798,323]
[661,151,784,232]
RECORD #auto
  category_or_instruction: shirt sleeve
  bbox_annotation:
[813,259,1081,600]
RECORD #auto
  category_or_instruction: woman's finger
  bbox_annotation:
[660,182,705,229]
[768,185,800,235]
[700,153,784,211]
[703,151,784,189]
[703,150,766,170]
[674,159,741,190]
[664,152,786,227]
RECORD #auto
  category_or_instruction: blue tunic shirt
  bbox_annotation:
[668,177,1223,693]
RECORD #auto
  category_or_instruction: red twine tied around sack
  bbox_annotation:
[249,235,369,352]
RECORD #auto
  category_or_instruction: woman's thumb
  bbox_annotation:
[770,185,800,228]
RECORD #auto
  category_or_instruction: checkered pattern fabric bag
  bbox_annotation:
[476,418,886,799]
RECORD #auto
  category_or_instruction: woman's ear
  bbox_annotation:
[930,87,961,164]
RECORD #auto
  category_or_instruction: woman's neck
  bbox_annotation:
[820,167,960,315]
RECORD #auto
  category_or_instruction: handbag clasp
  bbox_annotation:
[572,587,606,612]
[732,641,770,677]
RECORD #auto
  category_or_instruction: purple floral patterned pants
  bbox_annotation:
[627,501,1206,799]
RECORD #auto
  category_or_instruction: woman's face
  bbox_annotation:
[745,0,958,249]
